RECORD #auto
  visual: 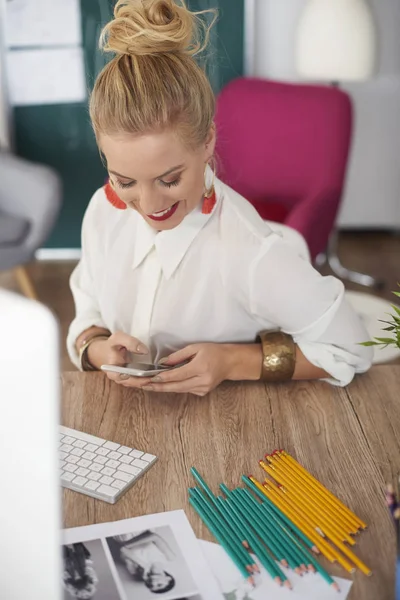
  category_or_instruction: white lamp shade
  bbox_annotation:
[296,0,376,81]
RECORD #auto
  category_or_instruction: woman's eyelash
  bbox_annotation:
[160,177,181,188]
[115,177,181,189]
[117,180,134,189]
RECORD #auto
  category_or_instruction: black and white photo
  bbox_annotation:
[106,526,200,599]
[62,540,120,600]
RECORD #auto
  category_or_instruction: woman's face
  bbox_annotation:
[100,127,216,231]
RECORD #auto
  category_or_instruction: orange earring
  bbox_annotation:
[202,159,216,214]
[104,179,126,210]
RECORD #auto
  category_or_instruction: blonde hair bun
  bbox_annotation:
[101,0,212,57]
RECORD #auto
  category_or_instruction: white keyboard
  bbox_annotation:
[59,426,157,504]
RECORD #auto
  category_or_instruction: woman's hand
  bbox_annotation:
[87,331,149,377]
[139,343,236,396]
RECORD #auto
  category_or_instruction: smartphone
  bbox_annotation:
[100,361,188,378]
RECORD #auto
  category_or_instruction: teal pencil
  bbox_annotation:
[240,488,308,572]
[223,488,291,589]
[190,467,218,506]
[235,489,304,574]
[189,496,254,585]
[242,475,319,554]
[217,496,286,570]
[189,488,255,571]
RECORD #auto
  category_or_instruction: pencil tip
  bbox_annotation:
[284,580,293,590]
[274,577,282,586]
[332,582,340,592]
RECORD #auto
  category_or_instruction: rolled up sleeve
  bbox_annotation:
[66,198,107,369]
[249,237,373,386]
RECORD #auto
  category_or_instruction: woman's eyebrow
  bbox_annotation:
[109,164,185,181]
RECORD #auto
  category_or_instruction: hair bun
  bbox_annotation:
[101,0,207,57]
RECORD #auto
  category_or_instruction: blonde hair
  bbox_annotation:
[90,0,217,149]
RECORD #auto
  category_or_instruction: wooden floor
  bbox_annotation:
[1,231,399,371]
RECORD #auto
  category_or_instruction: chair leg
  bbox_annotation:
[14,265,38,300]
[327,231,385,290]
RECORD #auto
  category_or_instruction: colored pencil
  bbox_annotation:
[260,464,356,545]
[242,475,320,554]
[223,489,291,588]
[278,451,366,530]
[242,488,341,591]
[189,496,254,585]
[234,489,305,574]
[189,487,256,571]
[265,455,357,538]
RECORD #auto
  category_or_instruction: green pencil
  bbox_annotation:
[223,488,291,589]
[190,467,218,506]
[242,475,319,553]
[235,488,304,574]
[240,488,308,572]
[189,487,255,571]
[189,496,254,585]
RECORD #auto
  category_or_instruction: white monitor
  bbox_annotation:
[0,289,62,599]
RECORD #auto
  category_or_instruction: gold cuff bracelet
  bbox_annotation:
[257,331,296,382]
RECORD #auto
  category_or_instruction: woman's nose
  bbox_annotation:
[138,188,163,215]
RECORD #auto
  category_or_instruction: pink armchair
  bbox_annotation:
[215,77,352,261]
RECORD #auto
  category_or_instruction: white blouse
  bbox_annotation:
[67,176,373,386]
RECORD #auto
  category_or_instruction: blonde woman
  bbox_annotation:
[67,0,372,395]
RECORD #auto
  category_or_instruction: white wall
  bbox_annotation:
[246,0,400,229]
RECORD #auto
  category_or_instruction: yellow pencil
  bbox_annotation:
[273,451,361,533]
[266,454,358,536]
[262,480,356,574]
[279,451,367,530]
[260,460,355,545]
[249,476,337,563]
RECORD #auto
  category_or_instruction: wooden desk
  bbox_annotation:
[62,366,400,600]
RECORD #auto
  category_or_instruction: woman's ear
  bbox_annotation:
[205,123,216,160]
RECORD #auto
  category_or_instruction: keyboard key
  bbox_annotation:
[105,459,119,469]
[72,475,88,486]
[71,448,85,457]
[60,460,66,469]
[61,472,75,482]
[95,447,109,457]
[129,449,143,459]
[76,467,90,477]
[101,467,116,477]
[62,436,75,445]
[99,475,113,485]
[90,463,103,472]
[60,426,105,446]
[59,435,65,442]
[119,455,132,465]
[85,480,101,491]
[84,443,98,452]
[108,451,122,461]
[64,464,78,473]
[111,479,127,490]
[103,441,120,451]
[60,444,73,453]
[94,455,108,465]
[88,471,101,481]
[97,484,118,498]
[65,455,80,464]
[72,440,86,449]
[118,464,141,476]
[132,458,148,469]
[59,451,67,460]
[114,470,133,483]
[141,453,156,462]
[82,451,96,461]
[118,446,132,455]
[77,459,90,468]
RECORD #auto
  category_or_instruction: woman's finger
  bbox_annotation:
[151,361,198,383]
[109,331,149,355]
[160,344,198,366]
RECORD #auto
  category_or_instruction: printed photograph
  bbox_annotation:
[106,526,200,599]
[62,540,120,600]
